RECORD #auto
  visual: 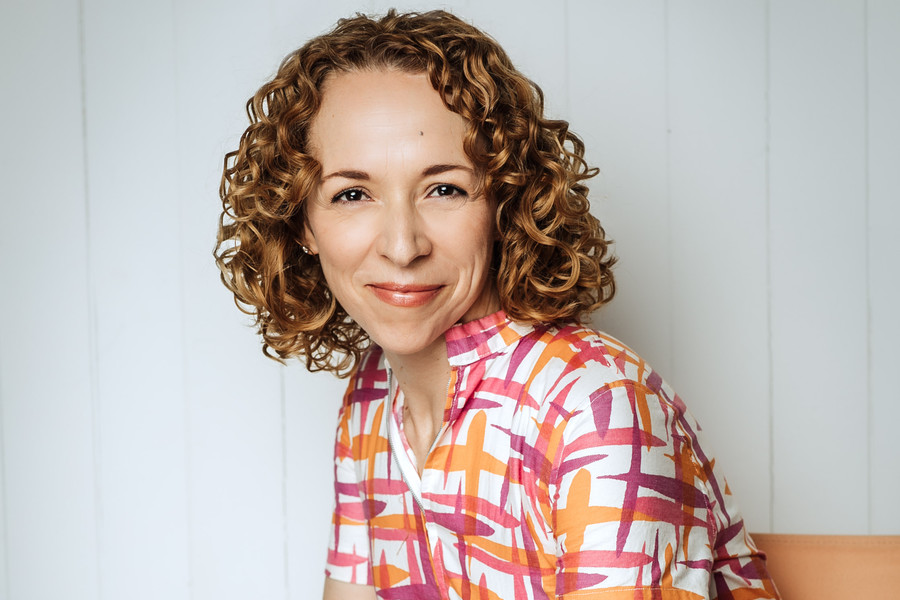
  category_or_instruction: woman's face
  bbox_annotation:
[304,69,499,359]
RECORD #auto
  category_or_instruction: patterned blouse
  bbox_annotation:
[326,311,779,599]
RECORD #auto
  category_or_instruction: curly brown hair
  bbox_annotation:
[215,9,616,375]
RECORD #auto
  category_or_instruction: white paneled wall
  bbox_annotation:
[1,1,897,599]
[1,2,99,599]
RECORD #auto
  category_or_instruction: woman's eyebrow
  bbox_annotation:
[421,164,472,176]
[321,169,370,182]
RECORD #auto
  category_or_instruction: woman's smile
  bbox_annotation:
[366,283,445,308]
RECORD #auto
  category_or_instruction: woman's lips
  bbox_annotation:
[367,283,443,307]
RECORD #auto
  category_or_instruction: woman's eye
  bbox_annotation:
[332,188,368,203]
[427,184,467,199]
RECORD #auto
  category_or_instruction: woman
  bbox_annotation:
[216,10,779,600]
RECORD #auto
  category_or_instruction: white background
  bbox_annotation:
[1,0,898,598]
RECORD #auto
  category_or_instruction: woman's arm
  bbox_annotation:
[550,378,778,598]
[324,390,376,593]
[323,578,377,600]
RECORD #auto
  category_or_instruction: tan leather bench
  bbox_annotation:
[751,533,900,599]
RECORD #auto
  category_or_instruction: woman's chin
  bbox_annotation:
[366,323,448,360]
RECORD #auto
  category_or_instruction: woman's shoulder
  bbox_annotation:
[509,320,687,425]
[519,321,663,390]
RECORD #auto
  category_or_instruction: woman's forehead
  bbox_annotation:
[309,70,470,171]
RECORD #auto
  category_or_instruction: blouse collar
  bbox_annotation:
[444,310,534,367]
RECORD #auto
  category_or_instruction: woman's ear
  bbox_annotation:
[301,224,319,255]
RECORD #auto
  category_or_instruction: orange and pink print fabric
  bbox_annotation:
[326,311,779,600]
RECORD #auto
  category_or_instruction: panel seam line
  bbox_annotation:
[78,0,104,594]
[764,0,776,534]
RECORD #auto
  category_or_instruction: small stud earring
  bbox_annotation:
[301,245,311,255]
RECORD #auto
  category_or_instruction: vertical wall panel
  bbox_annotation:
[867,0,900,534]
[81,1,190,597]
[173,2,291,598]
[284,369,348,598]
[769,0,869,533]
[567,0,672,376]
[667,1,771,532]
[0,1,100,599]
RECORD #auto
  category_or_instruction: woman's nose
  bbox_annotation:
[375,200,432,267]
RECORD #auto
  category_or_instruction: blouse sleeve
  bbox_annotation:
[324,397,373,585]
[550,378,779,599]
